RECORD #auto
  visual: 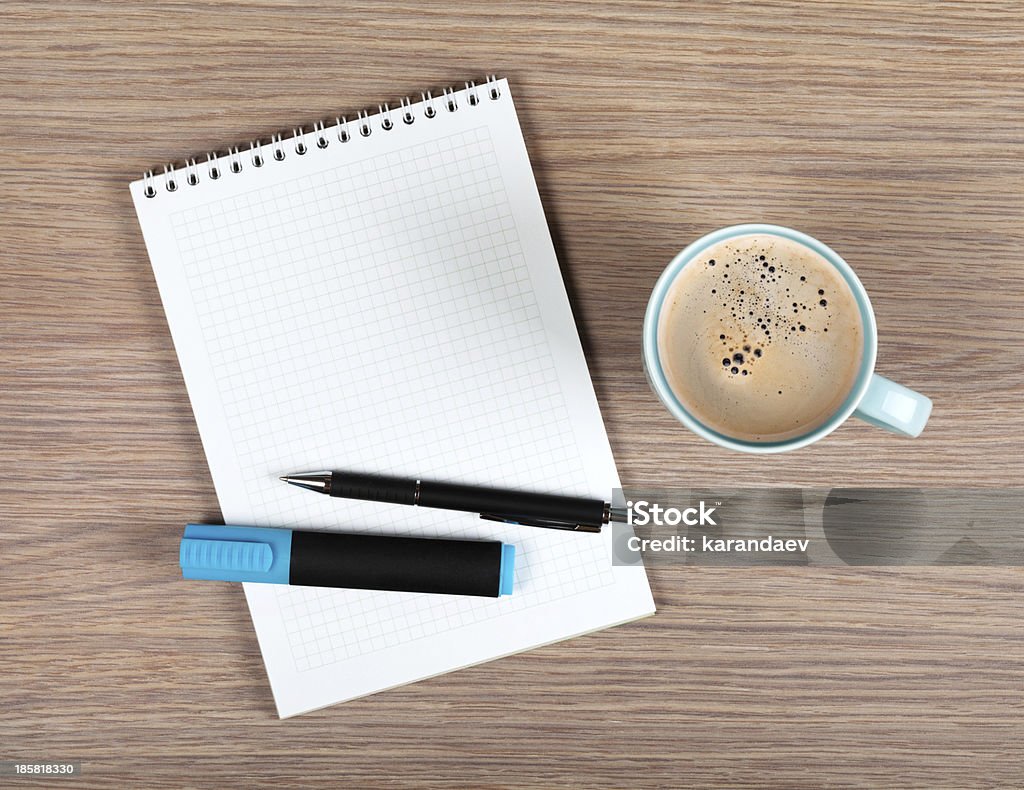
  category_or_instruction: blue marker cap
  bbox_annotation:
[180,524,292,584]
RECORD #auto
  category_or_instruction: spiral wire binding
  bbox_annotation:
[422,90,437,119]
[314,120,328,149]
[163,163,177,192]
[142,76,503,197]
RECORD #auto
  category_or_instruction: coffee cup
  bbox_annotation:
[642,224,931,453]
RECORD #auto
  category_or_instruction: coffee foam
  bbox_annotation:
[657,234,863,443]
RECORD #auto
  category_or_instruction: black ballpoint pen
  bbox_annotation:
[279,471,629,533]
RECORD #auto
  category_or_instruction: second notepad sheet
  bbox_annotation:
[130,79,654,717]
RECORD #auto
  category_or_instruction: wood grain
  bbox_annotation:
[1,1,1022,787]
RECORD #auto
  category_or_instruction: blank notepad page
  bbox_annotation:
[130,79,654,717]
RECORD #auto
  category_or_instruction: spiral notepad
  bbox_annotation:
[130,77,654,717]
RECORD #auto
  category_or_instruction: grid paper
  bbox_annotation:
[130,80,654,716]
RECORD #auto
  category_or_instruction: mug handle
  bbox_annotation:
[853,373,932,437]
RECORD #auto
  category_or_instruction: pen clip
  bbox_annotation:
[479,513,602,533]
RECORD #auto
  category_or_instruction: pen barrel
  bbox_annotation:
[290,531,505,597]
[418,481,607,527]
[330,472,417,505]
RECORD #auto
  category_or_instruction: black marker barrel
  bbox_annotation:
[290,531,507,597]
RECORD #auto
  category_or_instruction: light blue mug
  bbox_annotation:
[643,224,932,453]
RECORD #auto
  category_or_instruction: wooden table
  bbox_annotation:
[3,2,1021,787]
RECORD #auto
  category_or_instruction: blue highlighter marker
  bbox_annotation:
[181,524,515,598]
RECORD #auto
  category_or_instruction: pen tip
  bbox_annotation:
[278,472,330,493]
